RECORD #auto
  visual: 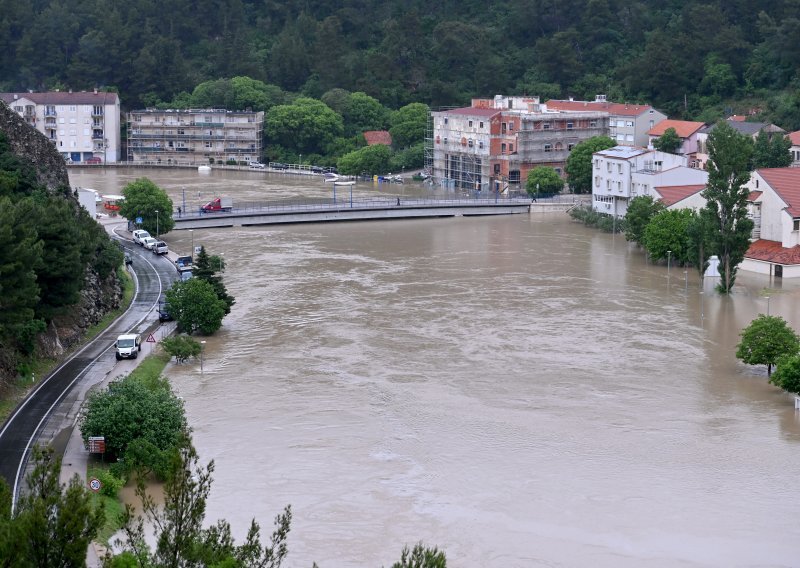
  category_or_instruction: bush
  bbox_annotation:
[95,469,124,498]
[225,159,237,165]
[568,206,624,233]
[161,335,202,363]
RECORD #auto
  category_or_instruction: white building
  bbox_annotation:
[790,131,800,166]
[0,90,121,163]
[742,168,800,278]
[591,146,708,216]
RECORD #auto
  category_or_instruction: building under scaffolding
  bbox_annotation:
[429,95,610,192]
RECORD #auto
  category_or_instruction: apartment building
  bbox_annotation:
[0,90,121,163]
[591,146,708,216]
[545,95,666,147]
[430,95,608,191]
[127,108,264,166]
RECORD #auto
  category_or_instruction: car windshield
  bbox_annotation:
[117,339,135,347]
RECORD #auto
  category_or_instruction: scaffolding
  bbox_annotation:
[426,107,489,192]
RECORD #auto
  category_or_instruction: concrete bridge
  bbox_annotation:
[172,196,537,230]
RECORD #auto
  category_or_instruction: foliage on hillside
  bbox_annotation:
[3,1,800,129]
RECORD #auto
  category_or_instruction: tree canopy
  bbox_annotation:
[736,314,800,377]
[119,178,175,237]
[623,195,665,246]
[751,130,792,169]
[337,144,392,176]
[642,208,695,264]
[652,127,682,154]
[526,166,563,196]
[565,136,615,194]
[165,278,228,335]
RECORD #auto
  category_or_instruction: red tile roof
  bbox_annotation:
[647,120,705,138]
[745,239,800,265]
[444,107,502,118]
[545,99,655,116]
[789,131,800,146]
[1,91,119,105]
[747,190,763,202]
[654,184,705,207]
[758,168,800,217]
[728,115,747,122]
[363,130,392,146]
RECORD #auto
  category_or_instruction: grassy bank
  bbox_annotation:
[0,266,135,423]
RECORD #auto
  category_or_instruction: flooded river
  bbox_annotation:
[73,168,800,567]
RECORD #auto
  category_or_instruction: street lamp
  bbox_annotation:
[766,296,771,316]
[200,340,206,374]
[155,210,159,239]
[190,230,194,260]
[667,250,672,275]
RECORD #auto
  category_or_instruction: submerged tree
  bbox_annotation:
[701,121,754,293]
[623,195,664,245]
[736,314,800,377]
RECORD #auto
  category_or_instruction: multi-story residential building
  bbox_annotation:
[646,120,706,163]
[742,168,800,278]
[789,131,800,166]
[591,146,708,216]
[430,95,608,191]
[0,90,121,163]
[545,95,667,147]
[127,108,264,166]
[695,120,786,169]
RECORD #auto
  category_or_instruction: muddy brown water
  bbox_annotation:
[72,168,800,567]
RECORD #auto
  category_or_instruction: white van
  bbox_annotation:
[133,230,151,245]
[115,334,142,360]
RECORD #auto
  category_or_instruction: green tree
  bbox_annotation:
[389,103,429,149]
[265,97,344,155]
[337,145,392,176]
[686,210,713,278]
[642,208,695,264]
[81,376,186,463]
[702,121,754,293]
[752,130,792,169]
[526,166,563,196]
[118,178,175,237]
[391,542,447,568]
[9,446,104,567]
[652,127,682,154]
[161,335,202,364]
[343,92,390,137]
[114,441,292,568]
[565,136,616,194]
[165,278,228,335]
[770,353,800,394]
[623,195,665,245]
[736,314,800,377]
[193,246,235,315]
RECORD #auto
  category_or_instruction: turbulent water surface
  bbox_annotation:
[72,168,800,567]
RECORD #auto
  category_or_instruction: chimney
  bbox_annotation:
[13,94,18,100]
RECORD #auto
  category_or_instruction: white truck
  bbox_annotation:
[115,334,142,360]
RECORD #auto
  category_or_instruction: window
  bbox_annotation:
[626,134,634,142]
[69,106,76,112]
[494,164,501,174]
[595,160,599,169]
[479,121,484,128]
[755,179,759,188]
[626,121,634,127]
[566,122,574,130]
[501,123,507,133]
[469,120,473,127]
[444,117,448,124]
[590,120,597,127]
[543,123,551,130]
[443,137,448,145]
[468,139,473,148]
[177,129,185,135]
[617,120,625,128]
[508,122,514,131]
[13,106,22,112]
[795,219,800,231]
[501,143,507,153]
[568,143,575,151]
[649,120,655,128]
[617,134,625,141]
[69,118,76,124]
[509,143,513,152]
[617,164,622,173]
[655,160,663,170]
[607,162,612,172]
[205,141,213,148]
[606,180,611,189]
[479,141,484,149]
[544,144,552,152]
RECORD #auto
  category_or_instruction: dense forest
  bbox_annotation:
[1,0,800,128]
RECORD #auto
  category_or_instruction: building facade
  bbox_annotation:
[545,95,666,147]
[431,95,608,191]
[789,131,800,166]
[591,146,708,216]
[127,108,264,166]
[695,120,786,169]
[0,90,121,163]
[646,120,706,163]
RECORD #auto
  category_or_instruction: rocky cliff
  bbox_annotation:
[0,101,122,366]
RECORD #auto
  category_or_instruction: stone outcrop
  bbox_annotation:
[0,101,70,193]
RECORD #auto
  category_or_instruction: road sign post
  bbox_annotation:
[89,478,102,492]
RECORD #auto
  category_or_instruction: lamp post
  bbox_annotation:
[667,250,672,275]
[155,210,159,239]
[766,295,771,316]
[190,230,194,260]
[200,340,206,375]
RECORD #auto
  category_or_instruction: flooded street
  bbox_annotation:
[73,168,800,567]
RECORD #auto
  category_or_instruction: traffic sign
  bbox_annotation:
[87,436,105,453]
[89,478,102,492]
[146,333,157,343]
[135,216,143,224]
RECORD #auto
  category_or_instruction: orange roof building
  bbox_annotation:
[363,130,392,146]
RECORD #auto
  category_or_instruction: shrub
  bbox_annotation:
[95,469,124,498]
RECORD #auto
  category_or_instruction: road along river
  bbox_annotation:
[71,168,800,567]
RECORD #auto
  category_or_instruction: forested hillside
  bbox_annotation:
[1,0,800,126]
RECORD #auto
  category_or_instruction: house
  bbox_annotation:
[789,131,800,166]
[0,90,121,163]
[653,184,706,210]
[646,120,706,162]
[431,95,609,191]
[741,168,800,278]
[695,120,786,169]
[363,130,392,146]
[127,108,264,166]
[591,146,708,216]
[545,95,667,147]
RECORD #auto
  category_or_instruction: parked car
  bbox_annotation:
[141,236,158,250]
[310,165,325,173]
[153,241,168,255]
[115,334,141,360]
[133,230,151,245]
[270,162,288,170]
[249,161,266,169]
[124,252,132,266]
[85,157,102,164]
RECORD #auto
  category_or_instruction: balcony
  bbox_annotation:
[92,109,104,116]
[92,132,104,140]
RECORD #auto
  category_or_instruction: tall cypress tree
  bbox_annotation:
[193,246,235,315]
